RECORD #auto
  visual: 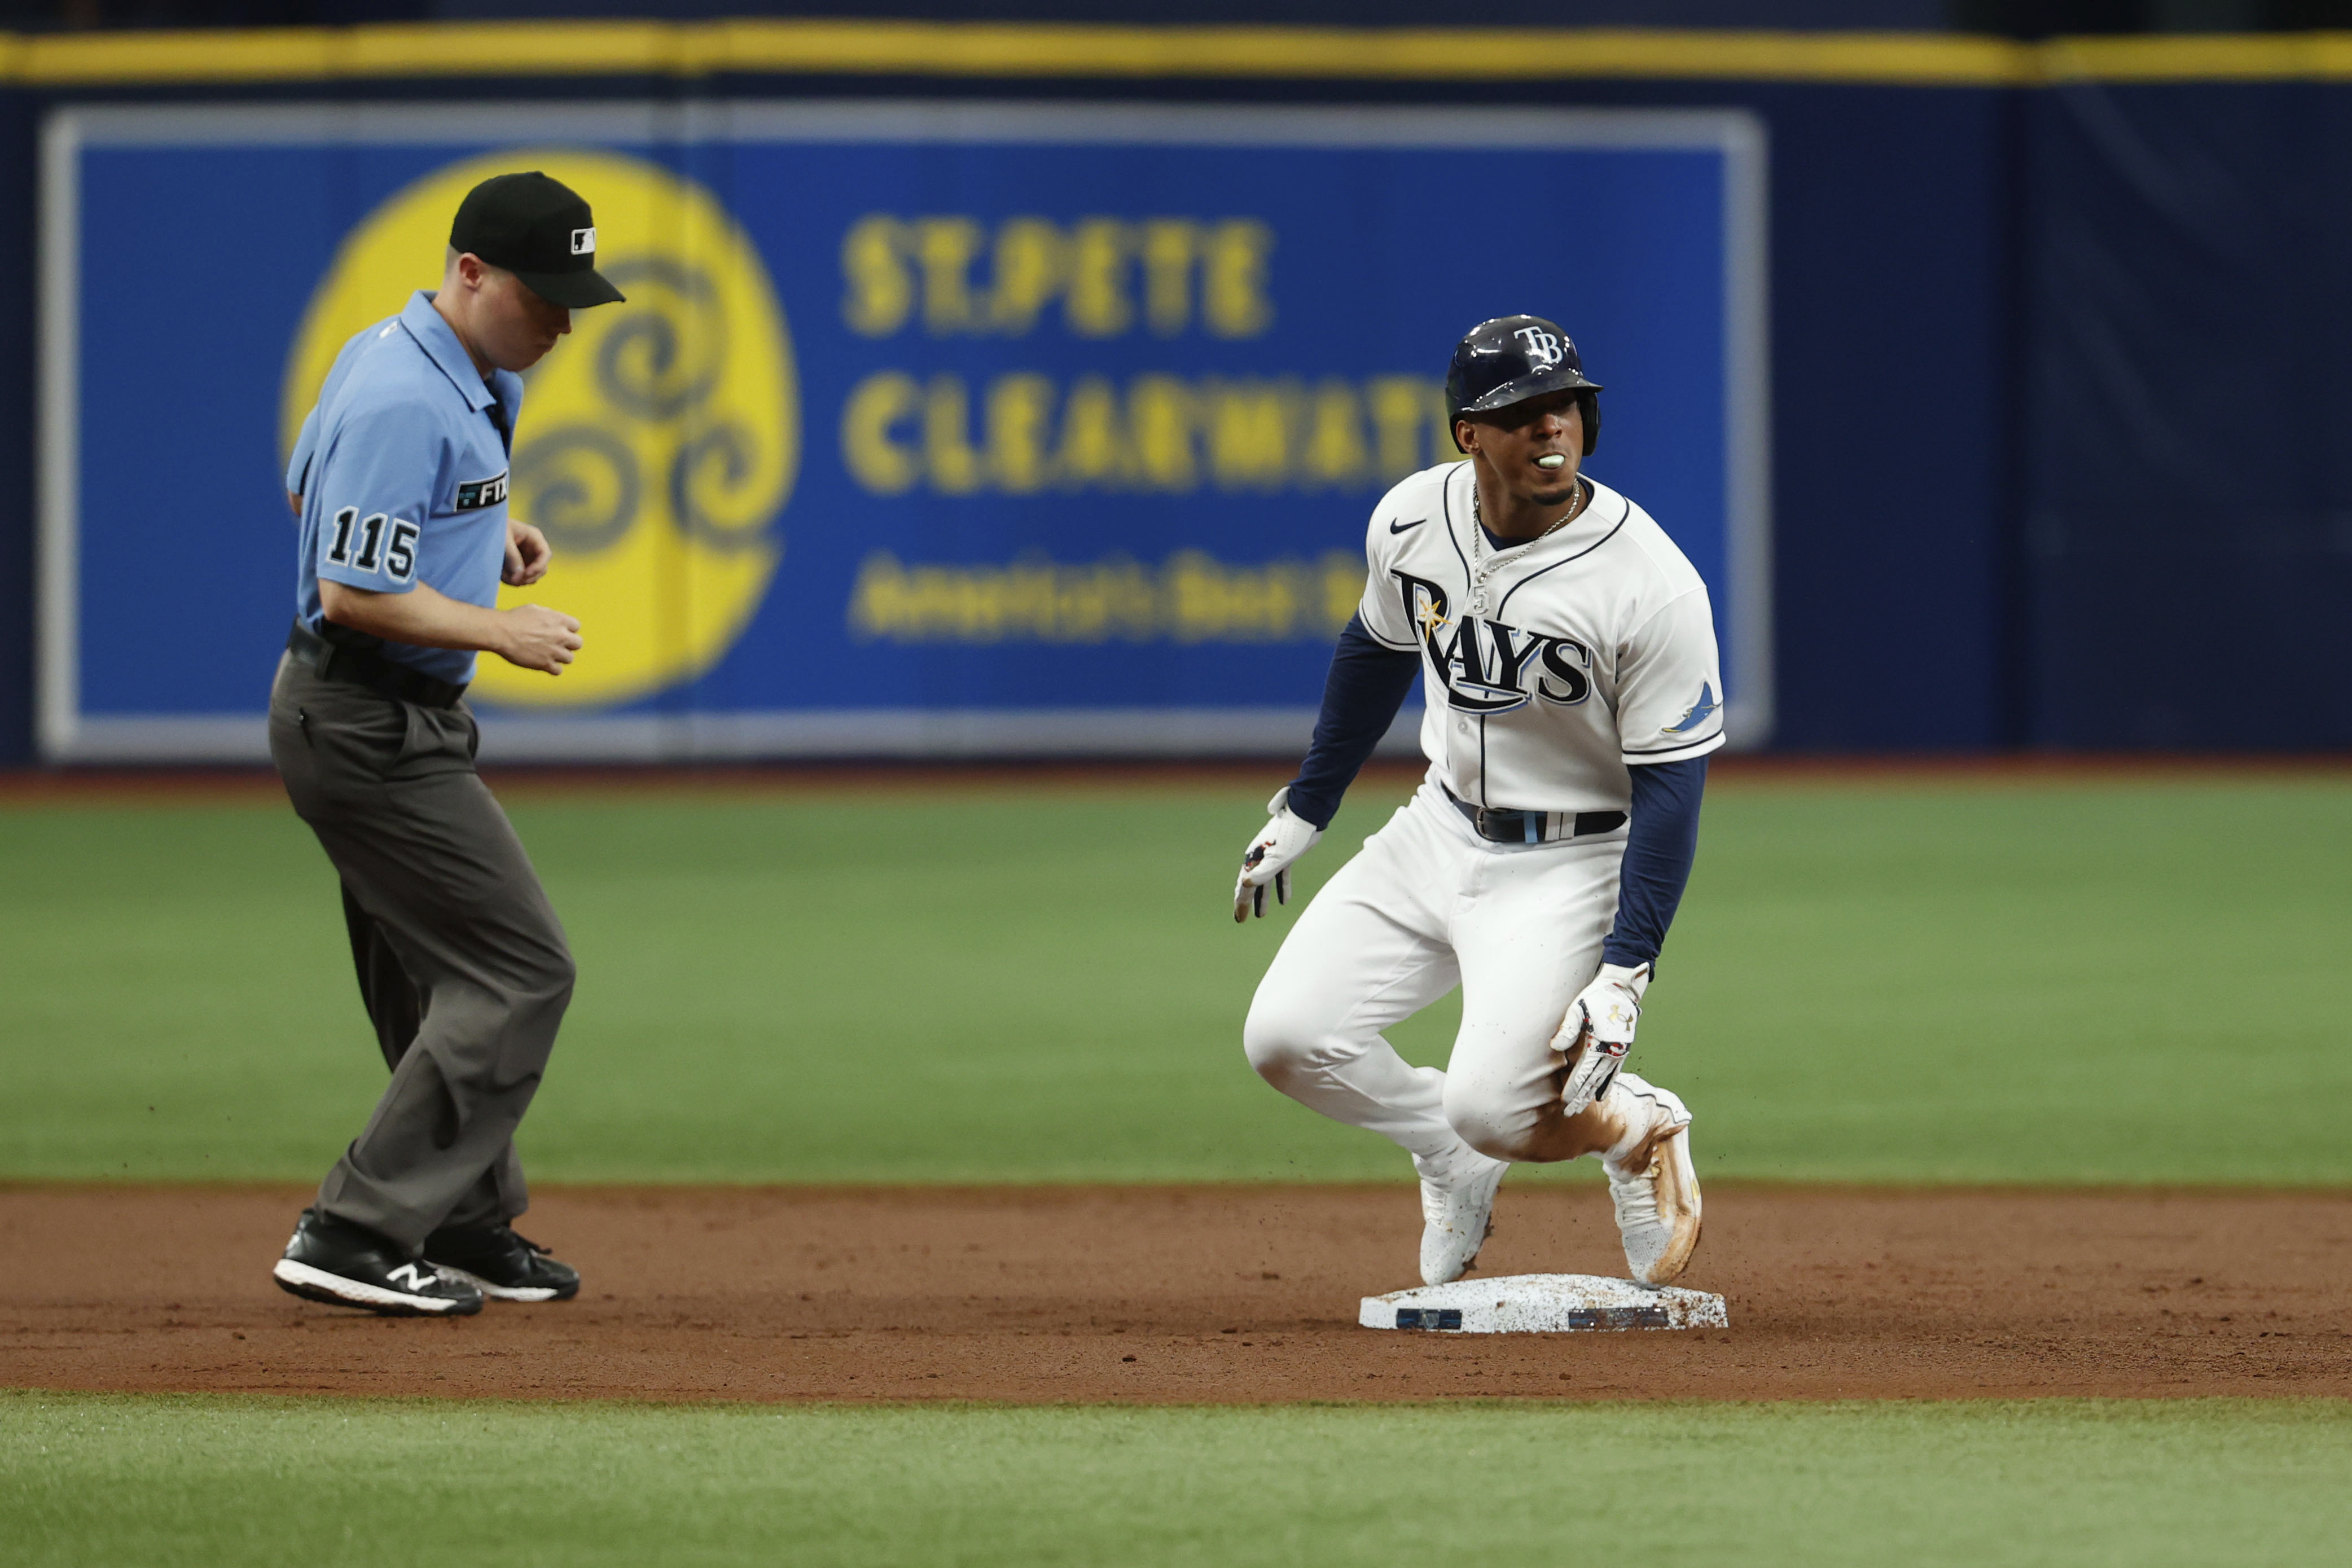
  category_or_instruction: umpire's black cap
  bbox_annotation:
[450,172,626,309]
[1446,315,1603,455]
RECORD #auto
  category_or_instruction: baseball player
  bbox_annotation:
[267,173,623,1316]
[1235,315,1719,1289]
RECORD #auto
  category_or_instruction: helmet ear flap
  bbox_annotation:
[1579,390,1601,456]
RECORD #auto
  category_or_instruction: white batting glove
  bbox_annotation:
[1234,788,1323,922]
[1554,961,1652,1116]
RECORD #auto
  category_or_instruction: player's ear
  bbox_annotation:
[1454,419,1478,455]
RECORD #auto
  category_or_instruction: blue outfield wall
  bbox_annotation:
[2022,81,2352,751]
[1704,81,2016,753]
[0,45,2338,759]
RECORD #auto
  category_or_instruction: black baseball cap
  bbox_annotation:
[449,172,625,309]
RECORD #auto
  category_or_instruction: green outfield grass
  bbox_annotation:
[2,774,2348,1185]
[5,1391,2347,1567]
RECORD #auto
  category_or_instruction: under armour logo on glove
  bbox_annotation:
[1553,961,1652,1117]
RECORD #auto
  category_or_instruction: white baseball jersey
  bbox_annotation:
[1357,461,1726,814]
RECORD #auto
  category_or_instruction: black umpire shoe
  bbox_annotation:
[273,1209,484,1316]
[424,1223,581,1303]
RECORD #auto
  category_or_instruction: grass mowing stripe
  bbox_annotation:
[4,778,2351,1184]
[5,1392,2349,1568]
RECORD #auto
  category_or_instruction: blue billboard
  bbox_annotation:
[38,102,1767,761]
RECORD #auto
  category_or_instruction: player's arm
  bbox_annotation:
[1234,500,1425,920]
[1233,613,1421,920]
[1283,614,1423,829]
[1600,583,1726,973]
[1295,497,1434,827]
[1554,756,1707,1110]
[1555,586,1725,1111]
[1604,757,1708,972]
[320,579,580,674]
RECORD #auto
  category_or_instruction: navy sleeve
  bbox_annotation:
[1600,756,1708,969]
[1283,613,1423,829]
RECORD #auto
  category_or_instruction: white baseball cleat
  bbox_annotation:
[1414,1141,1510,1285]
[1601,1073,1702,1286]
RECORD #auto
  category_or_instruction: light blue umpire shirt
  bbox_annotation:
[286,290,523,686]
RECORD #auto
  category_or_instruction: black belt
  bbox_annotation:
[287,620,467,709]
[1443,785,1626,845]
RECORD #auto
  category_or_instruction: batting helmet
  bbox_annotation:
[1445,315,1603,455]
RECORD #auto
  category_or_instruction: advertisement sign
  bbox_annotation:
[40,102,1767,760]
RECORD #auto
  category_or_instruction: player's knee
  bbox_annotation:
[1240,990,1325,1086]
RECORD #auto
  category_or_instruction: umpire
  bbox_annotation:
[268,173,623,1316]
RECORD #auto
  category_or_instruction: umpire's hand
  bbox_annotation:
[504,519,554,586]
[497,605,584,675]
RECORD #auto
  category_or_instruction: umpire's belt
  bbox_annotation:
[287,620,467,709]
[1443,785,1626,846]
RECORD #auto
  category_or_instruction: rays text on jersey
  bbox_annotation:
[1393,571,1592,715]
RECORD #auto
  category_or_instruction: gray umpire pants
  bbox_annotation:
[267,652,574,1254]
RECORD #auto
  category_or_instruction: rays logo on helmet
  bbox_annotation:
[1512,326,1564,368]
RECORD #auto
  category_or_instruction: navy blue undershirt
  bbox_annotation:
[1283,612,1706,969]
[1284,614,1423,831]
[1601,753,1707,969]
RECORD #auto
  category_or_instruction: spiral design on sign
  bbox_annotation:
[594,258,727,423]
[283,148,797,710]
[513,426,641,556]
[669,423,770,551]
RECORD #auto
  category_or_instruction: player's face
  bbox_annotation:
[1458,391,1585,505]
[473,267,574,373]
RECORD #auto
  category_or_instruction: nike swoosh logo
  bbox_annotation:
[1389,518,1428,535]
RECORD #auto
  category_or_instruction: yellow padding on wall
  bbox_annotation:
[3,20,2351,89]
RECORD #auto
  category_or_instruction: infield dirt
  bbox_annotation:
[3,1185,2346,1403]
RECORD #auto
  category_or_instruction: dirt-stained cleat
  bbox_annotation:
[1414,1141,1510,1286]
[273,1208,484,1317]
[424,1224,581,1303]
[1601,1074,1702,1286]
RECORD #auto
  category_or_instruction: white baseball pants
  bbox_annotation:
[1244,781,1651,1166]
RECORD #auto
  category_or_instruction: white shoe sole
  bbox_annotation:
[272,1257,477,1314]
[431,1263,565,1303]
